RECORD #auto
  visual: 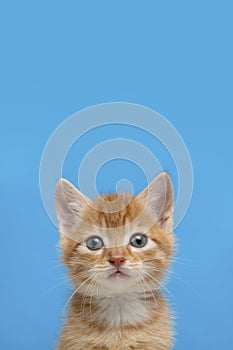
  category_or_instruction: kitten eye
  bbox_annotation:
[130,234,148,248]
[86,237,104,250]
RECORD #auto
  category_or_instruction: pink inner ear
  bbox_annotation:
[161,214,170,224]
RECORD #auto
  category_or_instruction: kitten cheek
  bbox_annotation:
[77,244,103,255]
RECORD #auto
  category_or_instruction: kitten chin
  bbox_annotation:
[54,172,175,350]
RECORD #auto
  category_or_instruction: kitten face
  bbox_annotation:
[55,173,174,297]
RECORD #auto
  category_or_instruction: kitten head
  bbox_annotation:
[54,173,174,296]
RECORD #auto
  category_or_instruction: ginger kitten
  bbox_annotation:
[54,172,175,350]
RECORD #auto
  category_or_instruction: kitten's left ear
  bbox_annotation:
[54,178,90,237]
[136,172,174,233]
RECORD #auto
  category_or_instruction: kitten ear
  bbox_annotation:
[54,178,90,236]
[137,172,174,232]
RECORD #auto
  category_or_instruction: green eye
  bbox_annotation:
[130,234,148,248]
[86,237,104,250]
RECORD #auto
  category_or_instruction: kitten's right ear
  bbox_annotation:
[54,178,90,236]
[136,172,174,233]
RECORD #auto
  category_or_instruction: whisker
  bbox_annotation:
[41,276,73,297]
[63,273,96,314]
[135,275,146,302]
[142,270,176,304]
[142,256,195,268]
[89,277,100,318]
[137,272,159,308]
[81,280,93,317]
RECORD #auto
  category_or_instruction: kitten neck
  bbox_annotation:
[72,290,163,328]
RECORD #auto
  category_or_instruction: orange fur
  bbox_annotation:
[55,173,175,350]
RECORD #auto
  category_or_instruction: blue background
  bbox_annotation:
[1,1,232,349]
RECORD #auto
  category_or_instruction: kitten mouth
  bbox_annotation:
[109,270,129,279]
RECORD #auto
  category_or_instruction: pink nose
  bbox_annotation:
[109,256,125,269]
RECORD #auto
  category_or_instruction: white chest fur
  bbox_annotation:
[93,293,150,327]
